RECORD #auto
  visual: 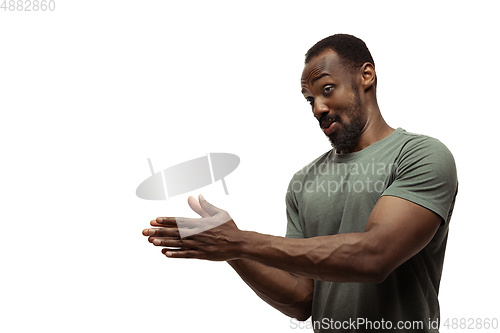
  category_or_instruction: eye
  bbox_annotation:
[322,85,334,95]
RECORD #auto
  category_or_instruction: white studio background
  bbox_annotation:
[0,1,498,332]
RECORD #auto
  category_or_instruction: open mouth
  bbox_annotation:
[321,120,334,129]
[322,121,337,135]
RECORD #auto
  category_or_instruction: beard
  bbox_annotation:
[325,87,365,154]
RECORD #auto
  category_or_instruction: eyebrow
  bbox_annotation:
[311,72,331,85]
[301,72,331,95]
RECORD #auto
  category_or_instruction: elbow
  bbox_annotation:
[281,304,311,322]
[364,258,393,284]
[370,268,390,284]
[293,313,311,322]
[288,301,312,322]
[287,291,313,322]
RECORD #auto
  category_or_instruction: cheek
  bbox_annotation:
[330,86,352,108]
[338,101,362,123]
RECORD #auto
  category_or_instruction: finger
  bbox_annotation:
[151,238,194,247]
[198,194,223,217]
[148,236,179,243]
[161,248,200,259]
[150,220,164,227]
[142,227,180,238]
[188,196,210,218]
[157,216,205,229]
[152,217,177,226]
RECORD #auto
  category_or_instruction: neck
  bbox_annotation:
[339,104,394,154]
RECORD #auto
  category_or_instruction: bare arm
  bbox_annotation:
[227,259,313,321]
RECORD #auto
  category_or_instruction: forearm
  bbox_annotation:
[238,231,385,283]
[228,258,313,321]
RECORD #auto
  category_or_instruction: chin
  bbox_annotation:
[327,130,360,154]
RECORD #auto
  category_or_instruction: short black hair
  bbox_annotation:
[305,34,375,72]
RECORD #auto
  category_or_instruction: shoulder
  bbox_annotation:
[395,129,453,154]
[381,129,458,224]
[393,129,456,172]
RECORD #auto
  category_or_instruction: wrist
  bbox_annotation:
[236,230,264,261]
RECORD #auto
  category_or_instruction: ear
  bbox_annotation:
[360,62,376,91]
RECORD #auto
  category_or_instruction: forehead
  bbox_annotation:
[301,50,348,86]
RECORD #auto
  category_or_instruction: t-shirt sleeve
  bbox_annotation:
[381,137,458,225]
[285,177,305,238]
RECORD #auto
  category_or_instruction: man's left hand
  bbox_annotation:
[142,195,243,261]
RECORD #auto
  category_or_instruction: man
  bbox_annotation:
[143,34,458,332]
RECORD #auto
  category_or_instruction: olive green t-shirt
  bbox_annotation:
[285,128,458,332]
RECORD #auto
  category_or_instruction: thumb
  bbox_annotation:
[188,196,210,218]
[199,194,223,217]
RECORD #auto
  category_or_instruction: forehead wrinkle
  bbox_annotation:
[301,66,325,96]
[301,64,324,84]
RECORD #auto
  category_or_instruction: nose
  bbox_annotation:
[313,100,329,121]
